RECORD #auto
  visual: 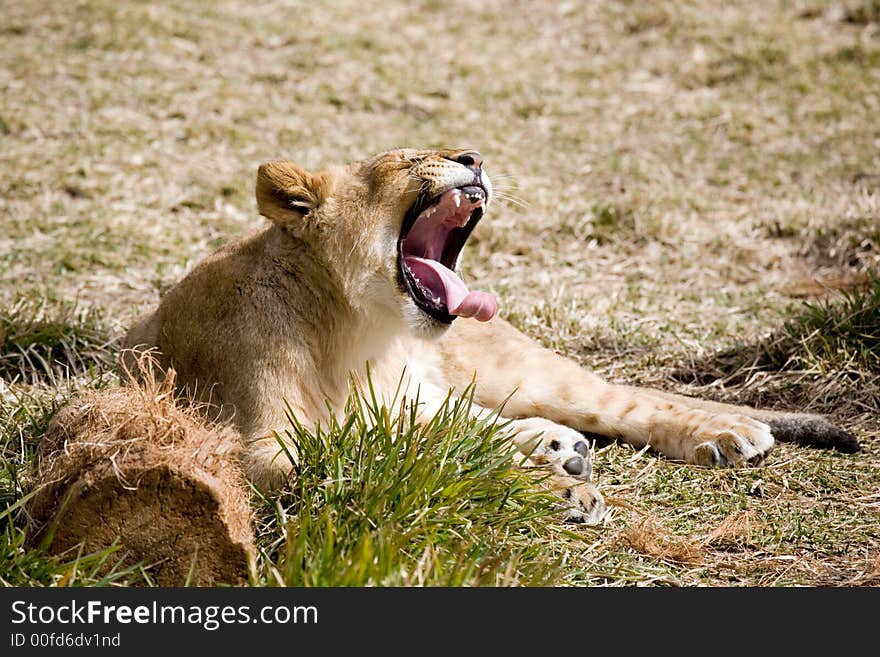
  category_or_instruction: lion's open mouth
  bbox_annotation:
[397,184,497,324]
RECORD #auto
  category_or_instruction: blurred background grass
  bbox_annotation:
[1,0,878,585]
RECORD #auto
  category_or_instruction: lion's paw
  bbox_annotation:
[691,414,774,467]
[550,477,606,525]
[513,419,593,481]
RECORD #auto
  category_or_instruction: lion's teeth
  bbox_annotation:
[453,194,460,207]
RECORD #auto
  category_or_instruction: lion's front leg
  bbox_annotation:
[524,387,776,469]
[440,317,775,469]
[507,417,593,479]
[545,475,606,525]
[241,433,299,491]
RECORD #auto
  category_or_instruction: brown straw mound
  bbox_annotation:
[26,357,256,585]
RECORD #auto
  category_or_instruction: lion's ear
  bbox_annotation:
[255,160,331,229]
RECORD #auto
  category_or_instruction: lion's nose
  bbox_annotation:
[454,151,483,170]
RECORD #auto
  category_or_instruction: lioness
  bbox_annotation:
[123,148,859,523]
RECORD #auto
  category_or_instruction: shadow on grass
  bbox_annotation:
[0,300,120,386]
[671,274,880,418]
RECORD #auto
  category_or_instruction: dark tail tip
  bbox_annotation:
[767,416,861,453]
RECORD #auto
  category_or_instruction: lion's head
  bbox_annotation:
[255,148,497,337]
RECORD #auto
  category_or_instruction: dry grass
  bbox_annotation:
[1,0,878,586]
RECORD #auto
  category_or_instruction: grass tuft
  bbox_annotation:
[558,202,638,245]
[255,387,565,586]
[673,275,880,415]
[0,397,148,587]
[746,275,880,374]
[0,301,120,386]
[623,515,703,564]
[1,511,148,587]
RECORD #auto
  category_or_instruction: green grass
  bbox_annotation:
[255,391,564,586]
[670,276,880,419]
[749,275,880,375]
[1,519,148,587]
[0,301,120,386]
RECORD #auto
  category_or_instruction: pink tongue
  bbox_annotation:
[404,256,497,322]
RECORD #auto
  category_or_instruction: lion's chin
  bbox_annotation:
[401,300,454,340]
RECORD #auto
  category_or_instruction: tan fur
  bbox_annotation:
[122,148,856,524]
